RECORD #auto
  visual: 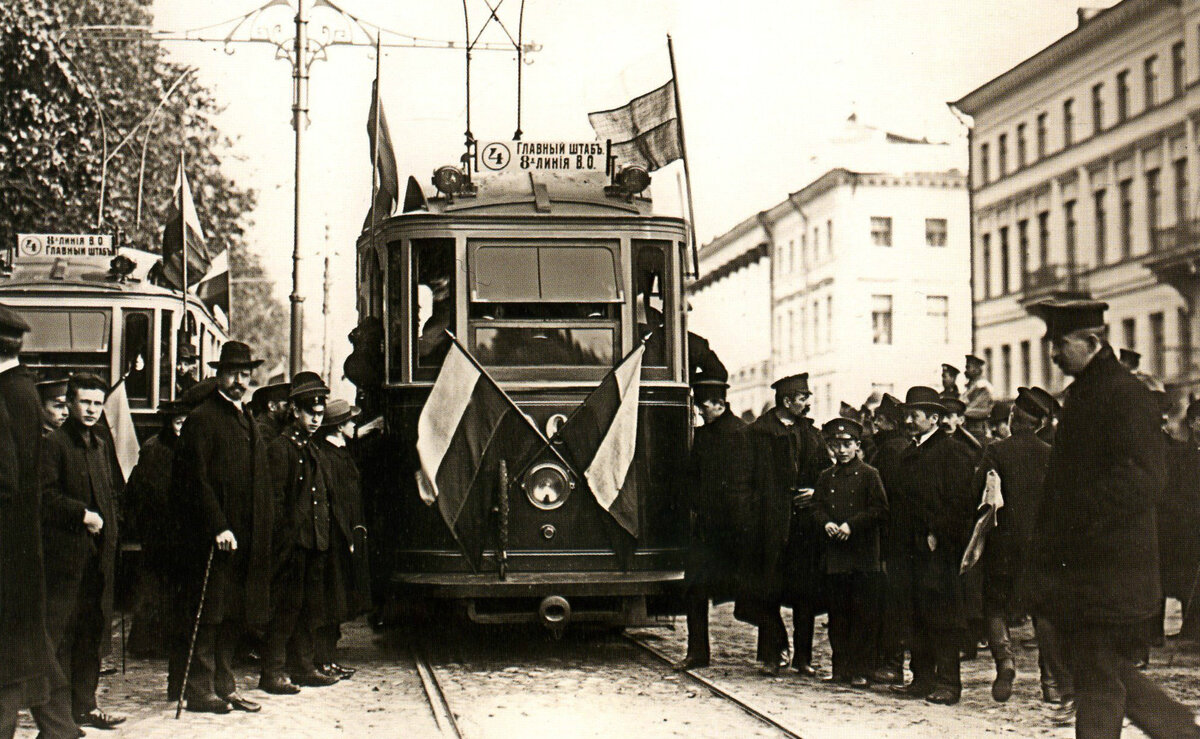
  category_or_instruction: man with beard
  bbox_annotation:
[36,378,69,437]
[890,387,975,706]
[41,373,125,730]
[0,304,77,739]
[1027,299,1197,737]
[739,373,830,676]
[171,342,272,714]
[676,372,752,670]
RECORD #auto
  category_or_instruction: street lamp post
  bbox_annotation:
[290,0,309,375]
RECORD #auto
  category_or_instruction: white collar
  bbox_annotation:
[218,389,244,412]
[916,426,938,446]
[0,356,19,374]
[325,434,346,448]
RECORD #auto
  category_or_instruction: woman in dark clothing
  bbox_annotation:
[313,399,371,679]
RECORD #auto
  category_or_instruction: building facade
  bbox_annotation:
[688,149,971,421]
[955,0,1200,399]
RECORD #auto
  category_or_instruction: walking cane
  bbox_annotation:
[175,545,215,719]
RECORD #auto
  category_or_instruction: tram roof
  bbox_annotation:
[398,170,661,218]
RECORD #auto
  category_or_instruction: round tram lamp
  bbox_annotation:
[432,165,466,196]
[523,462,573,510]
[617,166,651,195]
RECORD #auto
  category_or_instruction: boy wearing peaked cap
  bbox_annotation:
[36,377,69,437]
[812,419,888,688]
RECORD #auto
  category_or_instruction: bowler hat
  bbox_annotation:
[822,417,862,441]
[1028,299,1108,341]
[209,341,264,370]
[289,371,329,401]
[771,373,810,396]
[941,397,967,415]
[0,303,31,339]
[251,382,290,409]
[902,386,946,414]
[35,377,69,401]
[321,398,362,428]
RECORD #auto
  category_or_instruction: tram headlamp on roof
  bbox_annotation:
[432,165,475,201]
[605,165,651,200]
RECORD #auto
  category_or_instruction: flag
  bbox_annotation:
[961,468,1004,574]
[103,380,140,480]
[364,79,399,230]
[556,344,645,537]
[416,338,543,570]
[161,154,212,289]
[588,79,682,172]
[196,247,230,320]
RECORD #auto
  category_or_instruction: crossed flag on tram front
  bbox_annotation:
[415,334,645,571]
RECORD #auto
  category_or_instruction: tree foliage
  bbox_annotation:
[0,0,288,372]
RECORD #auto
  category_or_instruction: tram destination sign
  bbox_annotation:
[478,140,606,173]
[16,233,114,260]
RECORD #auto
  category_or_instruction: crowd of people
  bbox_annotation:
[682,298,1200,738]
[0,302,370,738]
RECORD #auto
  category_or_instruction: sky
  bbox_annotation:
[147,0,1109,388]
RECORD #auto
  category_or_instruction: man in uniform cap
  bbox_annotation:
[962,355,994,440]
[1026,299,1197,736]
[940,364,961,401]
[0,304,78,739]
[36,377,69,437]
[738,373,830,676]
[890,387,975,705]
[171,341,272,713]
[676,371,752,669]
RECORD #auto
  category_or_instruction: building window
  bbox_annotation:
[998,134,1008,176]
[1150,311,1165,377]
[926,218,948,247]
[800,232,808,268]
[871,216,893,246]
[1175,157,1189,225]
[999,226,1011,294]
[1036,113,1048,158]
[1001,344,1012,398]
[980,143,990,184]
[1119,178,1134,258]
[1173,42,1186,98]
[1037,210,1050,267]
[1064,199,1077,267]
[1117,69,1130,122]
[813,299,820,353]
[981,233,992,299]
[1122,317,1137,354]
[786,309,794,359]
[813,225,820,261]
[1145,55,1158,109]
[775,315,783,357]
[825,295,833,348]
[1147,168,1162,237]
[1092,82,1104,135]
[1094,189,1108,265]
[927,295,949,343]
[872,294,893,345]
[984,347,994,383]
[1017,219,1030,289]
[1016,123,1027,169]
[827,218,833,255]
[1063,98,1074,147]
[1020,340,1031,387]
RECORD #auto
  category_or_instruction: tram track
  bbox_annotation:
[413,649,464,738]
[624,634,806,739]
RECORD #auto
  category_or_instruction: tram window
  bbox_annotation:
[159,310,175,401]
[411,238,456,379]
[22,308,110,353]
[470,245,621,302]
[474,327,613,366]
[635,241,670,368]
[122,310,151,407]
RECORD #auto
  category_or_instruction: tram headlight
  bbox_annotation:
[616,166,651,195]
[522,462,573,511]
[432,165,466,196]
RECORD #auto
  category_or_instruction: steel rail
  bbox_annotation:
[624,634,806,739]
[414,650,465,739]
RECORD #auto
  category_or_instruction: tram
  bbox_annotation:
[0,238,228,439]
[353,151,693,629]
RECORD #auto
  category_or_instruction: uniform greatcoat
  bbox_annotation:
[685,407,753,602]
[812,457,888,575]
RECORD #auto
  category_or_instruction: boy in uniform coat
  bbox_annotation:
[41,373,125,730]
[812,418,888,687]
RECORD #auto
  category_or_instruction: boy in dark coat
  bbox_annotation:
[868,393,912,684]
[41,373,125,730]
[813,418,887,687]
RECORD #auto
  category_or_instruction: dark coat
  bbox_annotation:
[1160,436,1200,601]
[812,457,888,574]
[41,417,123,649]
[267,423,330,567]
[972,428,1050,604]
[897,427,976,629]
[171,392,274,627]
[686,408,753,602]
[739,409,830,611]
[124,432,179,575]
[1029,346,1166,628]
[0,365,58,699]
[316,437,371,623]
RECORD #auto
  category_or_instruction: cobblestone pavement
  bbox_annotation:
[14,603,1200,738]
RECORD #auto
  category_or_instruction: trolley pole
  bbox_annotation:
[289,0,309,376]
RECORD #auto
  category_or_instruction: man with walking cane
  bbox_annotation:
[170,342,273,714]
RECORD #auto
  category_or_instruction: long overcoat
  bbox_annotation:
[1159,436,1200,603]
[897,427,976,629]
[870,429,914,642]
[266,424,327,569]
[316,438,372,623]
[0,365,59,702]
[686,408,753,603]
[812,457,888,574]
[738,409,829,615]
[1029,346,1166,628]
[41,417,124,652]
[124,432,178,574]
[170,392,274,627]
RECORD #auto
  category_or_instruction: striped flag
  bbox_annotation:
[588,79,682,172]
[557,344,645,537]
[103,379,139,481]
[161,153,212,289]
[416,338,543,569]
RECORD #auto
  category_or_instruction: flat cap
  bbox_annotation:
[1028,299,1108,341]
[771,373,810,396]
[822,417,862,441]
[0,303,31,339]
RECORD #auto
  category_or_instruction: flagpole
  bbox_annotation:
[370,32,382,253]
[666,35,700,279]
[179,150,189,346]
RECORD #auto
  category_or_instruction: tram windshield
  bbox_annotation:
[19,307,112,380]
